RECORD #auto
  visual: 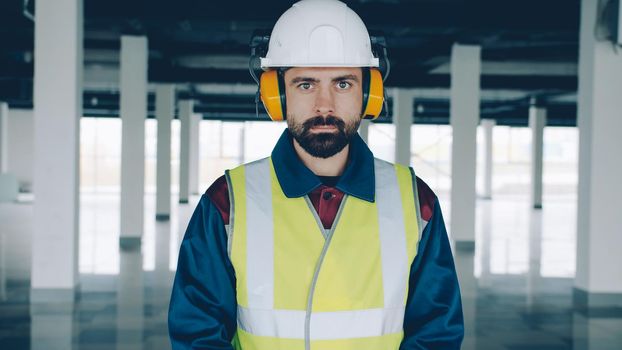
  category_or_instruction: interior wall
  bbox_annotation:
[7,109,34,192]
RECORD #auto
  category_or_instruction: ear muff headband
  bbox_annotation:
[362,68,384,120]
[259,69,286,121]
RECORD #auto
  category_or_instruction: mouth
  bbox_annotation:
[309,125,338,132]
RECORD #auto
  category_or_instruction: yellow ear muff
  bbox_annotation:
[259,69,286,121]
[362,68,384,120]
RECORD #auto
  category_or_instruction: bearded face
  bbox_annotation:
[283,67,364,159]
[287,115,360,159]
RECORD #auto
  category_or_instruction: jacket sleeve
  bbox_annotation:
[399,198,464,349]
[168,194,237,350]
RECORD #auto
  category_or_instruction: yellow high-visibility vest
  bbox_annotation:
[225,156,421,350]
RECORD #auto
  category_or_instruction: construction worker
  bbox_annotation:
[168,0,463,349]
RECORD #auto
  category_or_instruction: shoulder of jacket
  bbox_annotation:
[413,174,437,223]
[205,174,230,225]
[206,157,272,225]
[372,159,437,223]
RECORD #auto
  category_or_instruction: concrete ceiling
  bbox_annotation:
[0,0,581,125]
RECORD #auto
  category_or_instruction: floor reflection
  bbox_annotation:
[0,233,7,302]
[117,247,144,350]
[573,311,622,350]
[455,245,476,350]
[30,304,74,350]
[0,193,620,349]
[526,208,542,311]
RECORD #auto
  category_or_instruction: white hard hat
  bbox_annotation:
[260,0,379,68]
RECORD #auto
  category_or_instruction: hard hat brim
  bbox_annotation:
[260,57,380,69]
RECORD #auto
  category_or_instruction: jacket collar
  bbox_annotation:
[270,128,375,202]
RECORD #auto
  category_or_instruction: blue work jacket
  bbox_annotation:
[168,129,464,349]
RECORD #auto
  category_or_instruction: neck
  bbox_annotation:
[292,139,349,177]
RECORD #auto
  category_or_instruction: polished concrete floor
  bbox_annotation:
[0,191,621,349]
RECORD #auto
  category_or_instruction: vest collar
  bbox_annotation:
[271,128,375,202]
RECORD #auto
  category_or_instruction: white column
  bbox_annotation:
[574,0,622,308]
[358,119,370,144]
[178,100,192,204]
[120,36,148,247]
[393,89,413,166]
[480,118,495,200]
[529,103,546,209]
[189,113,201,195]
[31,0,82,301]
[449,44,481,248]
[155,84,175,220]
[0,102,8,173]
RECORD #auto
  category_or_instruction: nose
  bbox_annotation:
[314,87,335,117]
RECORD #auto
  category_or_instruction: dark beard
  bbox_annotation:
[288,115,360,159]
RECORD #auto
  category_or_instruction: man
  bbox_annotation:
[168,1,463,349]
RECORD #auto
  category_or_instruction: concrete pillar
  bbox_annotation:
[574,0,622,309]
[529,103,546,209]
[189,113,201,195]
[31,0,82,302]
[358,119,370,144]
[155,84,175,220]
[449,44,481,248]
[120,36,148,248]
[393,89,413,166]
[0,102,7,173]
[480,118,495,200]
[178,100,193,204]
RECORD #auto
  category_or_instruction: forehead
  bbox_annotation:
[283,67,362,81]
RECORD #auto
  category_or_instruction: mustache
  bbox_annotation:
[302,115,346,129]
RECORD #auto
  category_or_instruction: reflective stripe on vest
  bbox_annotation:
[237,305,405,340]
[225,157,420,349]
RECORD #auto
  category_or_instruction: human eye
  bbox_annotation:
[336,80,352,90]
[297,82,312,90]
